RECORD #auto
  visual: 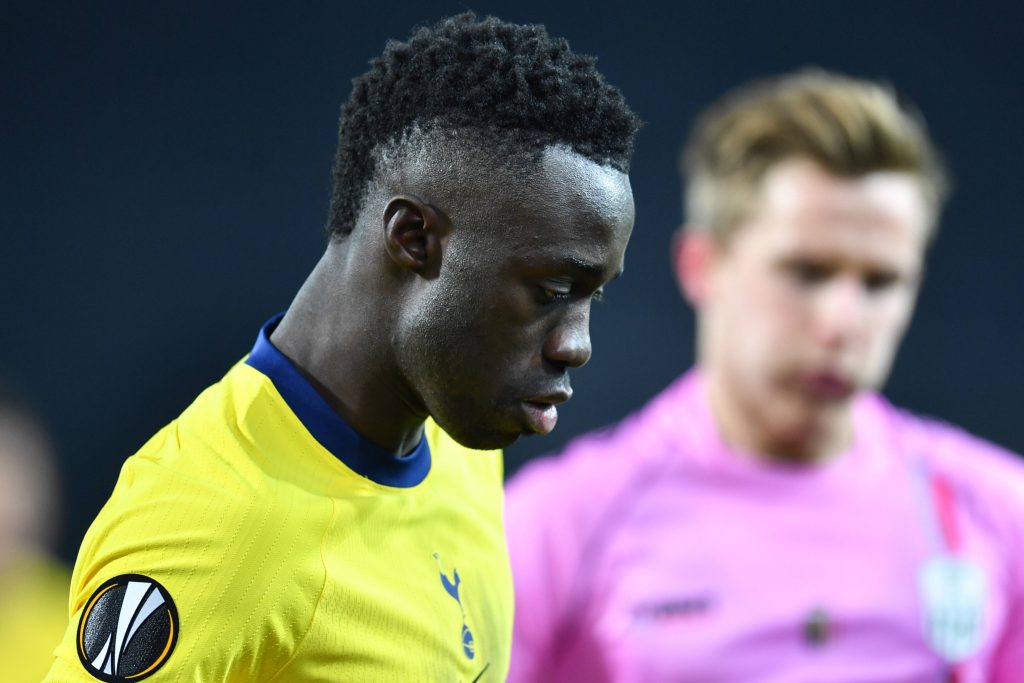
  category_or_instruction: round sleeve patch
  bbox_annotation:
[76,574,179,682]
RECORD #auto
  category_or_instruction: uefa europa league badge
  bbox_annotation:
[919,555,987,662]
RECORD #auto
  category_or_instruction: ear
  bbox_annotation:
[382,195,449,275]
[671,226,718,309]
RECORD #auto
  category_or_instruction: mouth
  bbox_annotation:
[798,371,855,401]
[521,391,571,435]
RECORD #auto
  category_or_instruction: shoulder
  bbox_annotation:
[869,395,1024,534]
[77,378,335,589]
[68,373,333,679]
[879,397,1024,497]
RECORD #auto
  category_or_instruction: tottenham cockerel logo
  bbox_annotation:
[76,574,178,682]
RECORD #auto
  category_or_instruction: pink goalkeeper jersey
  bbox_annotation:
[506,370,1024,683]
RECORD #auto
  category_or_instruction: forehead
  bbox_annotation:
[735,160,930,263]
[501,147,635,273]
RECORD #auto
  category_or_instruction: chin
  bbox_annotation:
[475,432,522,450]
[434,417,522,451]
[778,402,838,431]
[452,431,521,451]
[775,400,851,442]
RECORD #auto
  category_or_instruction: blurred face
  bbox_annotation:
[0,451,23,570]
[695,160,929,458]
[397,147,635,449]
[0,422,52,572]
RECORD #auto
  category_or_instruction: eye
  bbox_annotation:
[538,281,572,303]
[863,270,900,293]
[535,279,606,305]
[784,260,832,287]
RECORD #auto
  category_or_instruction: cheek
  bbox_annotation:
[863,295,915,365]
[469,282,552,361]
[723,272,803,362]
[420,286,541,385]
[398,290,480,390]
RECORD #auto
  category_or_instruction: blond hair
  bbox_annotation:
[682,69,949,241]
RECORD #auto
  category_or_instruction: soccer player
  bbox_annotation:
[44,13,639,682]
[506,70,1024,682]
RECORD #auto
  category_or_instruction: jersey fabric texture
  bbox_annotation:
[506,370,1024,683]
[45,315,512,682]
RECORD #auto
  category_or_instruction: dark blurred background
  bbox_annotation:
[4,1,1022,564]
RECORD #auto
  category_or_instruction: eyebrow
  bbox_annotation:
[559,255,624,282]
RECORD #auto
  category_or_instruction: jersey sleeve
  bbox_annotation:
[42,430,329,682]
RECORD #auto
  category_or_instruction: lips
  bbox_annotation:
[521,390,572,435]
[798,371,855,400]
[522,401,559,434]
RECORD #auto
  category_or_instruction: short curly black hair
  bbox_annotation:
[325,12,641,238]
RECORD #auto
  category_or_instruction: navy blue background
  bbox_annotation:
[3,1,1022,562]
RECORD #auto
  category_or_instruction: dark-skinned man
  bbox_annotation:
[45,13,639,682]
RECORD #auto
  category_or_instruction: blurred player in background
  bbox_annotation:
[506,70,1024,682]
[0,384,70,683]
[44,13,639,681]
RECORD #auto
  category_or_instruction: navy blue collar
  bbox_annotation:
[244,313,431,488]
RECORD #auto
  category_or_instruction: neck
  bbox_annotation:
[705,369,853,465]
[270,243,427,456]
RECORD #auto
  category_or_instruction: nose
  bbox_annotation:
[813,276,866,348]
[543,303,593,369]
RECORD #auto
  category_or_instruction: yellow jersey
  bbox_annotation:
[0,551,71,683]
[44,315,512,682]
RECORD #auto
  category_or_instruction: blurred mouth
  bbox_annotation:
[521,390,571,435]
[798,371,855,401]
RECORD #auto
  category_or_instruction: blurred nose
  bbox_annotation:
[813,275,866,348]
[544,303,593,369]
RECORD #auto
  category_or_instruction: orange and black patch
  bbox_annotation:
[76,574,178,682]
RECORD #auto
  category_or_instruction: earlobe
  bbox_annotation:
[382,195,447,274]
[672,226,715,308]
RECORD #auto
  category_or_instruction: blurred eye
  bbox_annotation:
[863,271,900,292]
[592,288,606,303]
[785,261,831,287]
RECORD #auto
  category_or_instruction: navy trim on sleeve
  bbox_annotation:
[245,312,431,488]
